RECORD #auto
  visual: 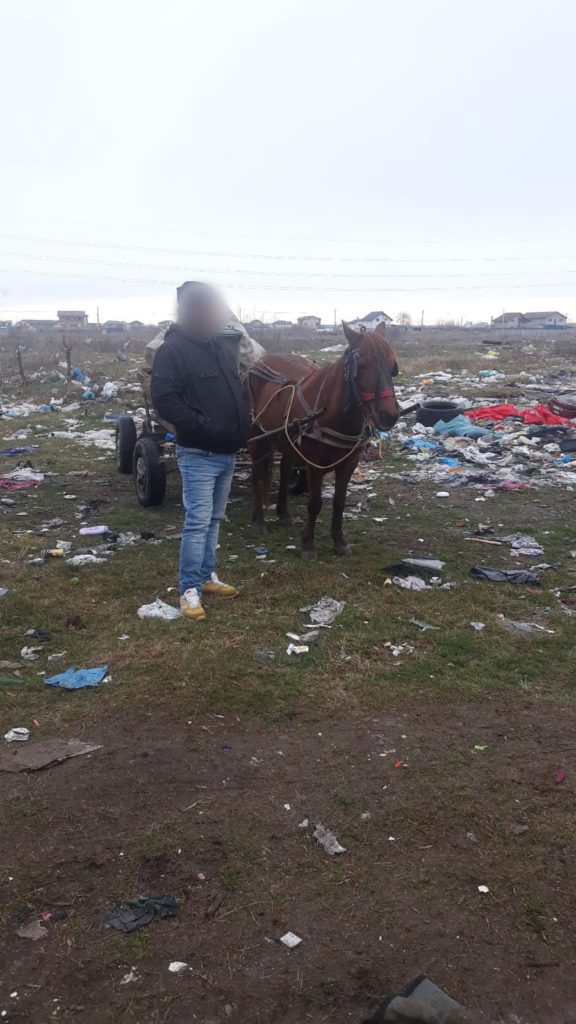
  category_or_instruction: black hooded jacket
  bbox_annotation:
[150,326,252,453]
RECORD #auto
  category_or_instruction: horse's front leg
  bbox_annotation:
[331,456,358,556]
[276,453,293,525]
[301,468,323,561]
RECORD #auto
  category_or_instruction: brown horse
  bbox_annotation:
[248,321,400,560]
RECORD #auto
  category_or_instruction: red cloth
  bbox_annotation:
[0,478,38,491]
[465,402,571,426]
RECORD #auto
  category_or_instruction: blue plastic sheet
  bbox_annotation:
[71,367,88,383]
[434,415,492,439]
[45,665,108,690]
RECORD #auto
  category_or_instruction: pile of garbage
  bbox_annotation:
[389,370,576,494]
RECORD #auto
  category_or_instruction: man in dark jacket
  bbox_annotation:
[150,281,252,620]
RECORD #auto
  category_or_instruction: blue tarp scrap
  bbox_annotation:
[45,665,109,689]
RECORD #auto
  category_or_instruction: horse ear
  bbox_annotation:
[342,321,361,347]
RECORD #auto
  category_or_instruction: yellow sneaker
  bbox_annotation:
[202,572,238,598]
[180,588,206,621]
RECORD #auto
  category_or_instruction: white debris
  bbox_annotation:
[119,969,140,985]
[393,575,429,591]
[300,597,345,626]
[313,823,346,856]
[470,621,486,631]
[298,818,309,829]
[66,554,107,567]
[478,885,490,893]
[137,599,181,621]
[4,728,30,743]
[168,961,189,974]
[280,931,302,948]
[286,643,309,655]
[20,646,42,661]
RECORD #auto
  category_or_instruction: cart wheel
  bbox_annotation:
[133,437,166,506]
[115,415,137,474]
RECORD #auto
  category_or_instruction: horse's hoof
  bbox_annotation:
[301,548,318,562]
[334,543,352,557]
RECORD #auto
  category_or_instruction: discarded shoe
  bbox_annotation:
[180,588,206,620]
[202,573,238,598]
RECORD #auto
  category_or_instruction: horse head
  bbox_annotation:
[341,321,400,430]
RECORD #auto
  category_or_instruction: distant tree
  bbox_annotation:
[436,318,456,328]
[396,311,412,326]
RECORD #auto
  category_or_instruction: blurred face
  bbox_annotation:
[178,288,227,338]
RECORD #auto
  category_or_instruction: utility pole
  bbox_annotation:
[420,309,424,328]
[96,306,100,325]
[333,307,337,325]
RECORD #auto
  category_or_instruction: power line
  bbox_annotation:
[3,265,576,293]
[0,233,574,265]
[6,215,574,246]
[4,249,576,280]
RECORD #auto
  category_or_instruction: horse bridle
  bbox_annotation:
[343,346,396,417]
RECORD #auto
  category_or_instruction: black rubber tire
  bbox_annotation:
[133,437,167,507]
[416,400,460,428]
[115,415,137,474]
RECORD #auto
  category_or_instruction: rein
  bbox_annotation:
[251,346,396,472]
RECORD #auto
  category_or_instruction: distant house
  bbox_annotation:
[15,319,58,331]
[157,320,173,329]
[0,320,12,328]
[102,320,127,332]
[246,319,266,330]
[297,315,321,330]
[492,312,525,328]
[58,310,88,329]
[493,311,567,329]
[272,319,293,329]
[127,320,145,329]
[523,310,567,327]
[360,311,393,330]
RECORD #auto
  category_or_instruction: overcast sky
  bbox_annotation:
[1,0,575,325]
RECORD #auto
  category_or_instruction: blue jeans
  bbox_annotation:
[176,446,235,595]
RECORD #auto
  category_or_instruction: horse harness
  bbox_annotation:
[249,348,395,454]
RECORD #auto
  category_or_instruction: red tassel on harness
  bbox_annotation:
[360,389,395,401]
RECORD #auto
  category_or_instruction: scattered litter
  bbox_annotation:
[499,617,555,635]
[0,588,8,599]
[555,770,566,784]
[477,885,490,893]
[393,575,428,591]
[386,642,415,657]
[137,599,181,621]
[79,525,110,536]
[168,961,189,974]
[119,969,140,985]
[66,554,107,567]
[280,931,302,948]
[104,897,178,933]
[313,823,346,856]
[300,597,345,625]
[470,567,540,585]
[45,665,109,689]
[470,621,486,631]
[361,812,372,821]
[410,618,439,631]
[403,557,446,572]
[298,818,309,829]
[20,646,42,661]
[0,738,101,773]
[286,643,309,655]
[435,491,450,498]
[16,920,48,942]
[4,728,29,743]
